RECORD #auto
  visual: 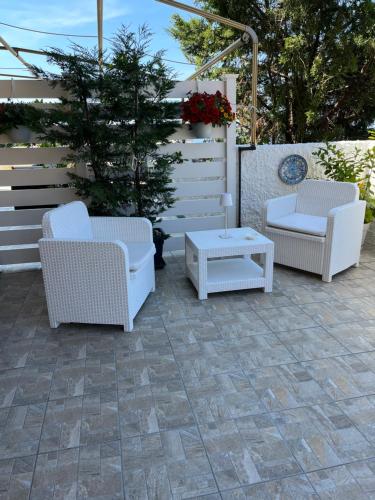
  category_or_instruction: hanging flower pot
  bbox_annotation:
[191,122,213,138]
[181,91,235,135]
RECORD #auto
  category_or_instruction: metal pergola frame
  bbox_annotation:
[97,0,103,68]
[0,35,36,78]
[0,0,104,76]
[155,0,258,146]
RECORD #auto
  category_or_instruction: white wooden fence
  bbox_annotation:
[0,76,237,265]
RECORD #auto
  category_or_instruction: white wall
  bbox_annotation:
[240,140,375,245]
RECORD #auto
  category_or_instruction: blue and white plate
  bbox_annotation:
[278,155,308,185]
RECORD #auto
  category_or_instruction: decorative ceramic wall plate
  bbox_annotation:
[278,154,308,185]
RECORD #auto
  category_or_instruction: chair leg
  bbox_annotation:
[50,320,60,329]
[151,269,156,292]
[354,262,360,268]
[322,273,332,283]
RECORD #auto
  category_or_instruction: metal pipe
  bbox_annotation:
[97,0,104,68]
[251,42,258,146]
[0,36,34,75]
[187,38,243,80]
[156,0,257,42]
[0,45,46,56]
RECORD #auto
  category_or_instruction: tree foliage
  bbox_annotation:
[34,26,181,220]
[170,0,375,144]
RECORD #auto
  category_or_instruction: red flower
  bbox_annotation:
[181,91,235,127]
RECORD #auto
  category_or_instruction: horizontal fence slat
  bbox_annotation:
[163,199,222,216]
[168,125,225,141]
[164,235,184,251]
[0,246,40,265]
[0,79,225,100]
[167,80,225,98]
[158,215,224,234]
[0,80,67,99]
[0,228,42,246]
[0,208,50,227]
[161,142,225,159]
[0,130,227,145]
[0,187,78,208]
[171,161,225,179]
[29,102,63,110]
[173,179,225,197]
[0,167,74,186]
[0,147,72,166]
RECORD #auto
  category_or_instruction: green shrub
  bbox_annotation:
[313,143,375,224]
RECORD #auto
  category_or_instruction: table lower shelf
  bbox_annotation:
[187,257,267,294]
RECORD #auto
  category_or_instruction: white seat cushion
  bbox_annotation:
[267,212,327,237]
[125,242,155,271]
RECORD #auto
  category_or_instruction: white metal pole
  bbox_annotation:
[97,0,104,69]
[0,36,35,77]
[187,38,243,80]
[155,0,254,35]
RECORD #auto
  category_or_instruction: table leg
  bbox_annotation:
[264,246,274,293]
[198,252,208,300]
[185,238,194,276]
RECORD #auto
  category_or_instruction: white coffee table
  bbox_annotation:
[185,227,274,300]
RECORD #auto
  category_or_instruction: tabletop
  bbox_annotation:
[185,227,273,251]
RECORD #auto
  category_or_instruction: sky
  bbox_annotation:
[0,0,196,80]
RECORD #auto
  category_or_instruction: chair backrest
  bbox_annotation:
[296,179,359,217]
[42,201,93,240]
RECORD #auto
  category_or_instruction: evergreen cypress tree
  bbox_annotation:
[35,26,182,220]
[103,25,182,222]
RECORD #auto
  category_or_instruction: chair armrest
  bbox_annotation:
[328,200,366,221]
[263,194,297,224]
[323,200,366,277]
[90,217,153,243]
[39,238,130,273]
[326,200,366,244]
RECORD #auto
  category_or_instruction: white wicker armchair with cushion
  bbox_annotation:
[262,180,365,282]
[39,201,155,332]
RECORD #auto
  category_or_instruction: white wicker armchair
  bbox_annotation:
[262,180,366,282]
[39,201,155,332]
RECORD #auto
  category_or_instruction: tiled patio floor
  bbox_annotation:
[1,244,375,499]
